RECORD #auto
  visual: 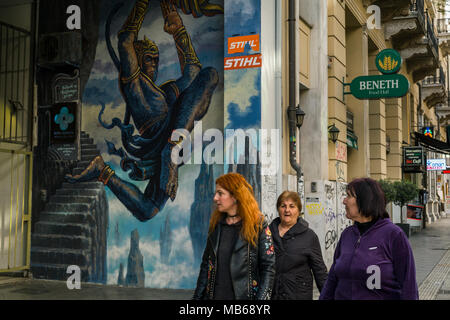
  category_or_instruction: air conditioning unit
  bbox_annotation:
[38,32,82,66]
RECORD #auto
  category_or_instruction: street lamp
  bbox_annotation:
[287,104,305,182]
[328,123,340,143]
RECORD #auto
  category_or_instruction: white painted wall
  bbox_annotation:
[304,180,349,270]
[261,0,282,222]
[298,0,329,183]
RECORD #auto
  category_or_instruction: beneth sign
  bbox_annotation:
[350,74,409,100]
[346,49,410,100]
[427,159,446,171]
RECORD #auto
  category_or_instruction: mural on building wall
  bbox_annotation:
[84,0,224,289]
[31,0,269,290]
[223,0,262,204]
[30,0,225,289]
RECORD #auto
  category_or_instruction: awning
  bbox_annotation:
[414,132,450,154]
[347,131,358,150]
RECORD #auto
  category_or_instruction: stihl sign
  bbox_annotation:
[224,54,262,70]
[227,34,260,54]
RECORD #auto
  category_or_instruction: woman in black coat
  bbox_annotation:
[193,173,275,300]
[269,191,328,300]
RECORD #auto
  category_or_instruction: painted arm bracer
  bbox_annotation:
[173,26,202,73]
[117,0,150,82]
[118,0,150,37]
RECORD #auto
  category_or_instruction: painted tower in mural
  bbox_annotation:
[189,163,216,265]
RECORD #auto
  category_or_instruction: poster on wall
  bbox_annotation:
[50,102,77,143]
[407,204,423,227]
[48,102,78,160]
[407,204,423,220]
[427,159,446,171]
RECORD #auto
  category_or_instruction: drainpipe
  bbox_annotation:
[287,0,302,183]
[435,109,440,140]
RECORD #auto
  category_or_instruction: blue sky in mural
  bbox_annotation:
[225,69,261,130]
[224,0,261,58]
[224,0,261,164]
[81,0,224,289]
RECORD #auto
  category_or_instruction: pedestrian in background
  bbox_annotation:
[193,173,275,300]
[270,191,328,300]
[320,177,419,300]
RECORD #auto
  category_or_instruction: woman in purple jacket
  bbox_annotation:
[319,178,419,300]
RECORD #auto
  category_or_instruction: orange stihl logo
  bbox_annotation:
[224,54,262,70]
[228,35,260,54]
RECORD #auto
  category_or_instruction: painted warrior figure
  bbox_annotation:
[66,0,221,221]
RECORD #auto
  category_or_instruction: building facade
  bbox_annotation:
[1,0,450,290]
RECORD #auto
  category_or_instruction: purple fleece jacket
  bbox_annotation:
[319,218,418,300]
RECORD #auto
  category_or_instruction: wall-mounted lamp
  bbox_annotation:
[328,123,340,144]
[295,106,306,129]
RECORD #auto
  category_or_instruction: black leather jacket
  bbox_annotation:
[193,218,275,300]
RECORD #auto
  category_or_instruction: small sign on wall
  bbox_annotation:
[50,102,77,143]
[335,141,347,162]
[52,71,80,103]
[427,159,446,171]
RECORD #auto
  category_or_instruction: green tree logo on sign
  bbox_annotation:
[375,49,402,74]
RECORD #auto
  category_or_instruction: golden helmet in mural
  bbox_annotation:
[134,36,159,64]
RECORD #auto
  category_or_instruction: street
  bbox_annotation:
[0,218,449,300]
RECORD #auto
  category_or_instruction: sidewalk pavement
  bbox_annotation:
[411,216,450,300]
[0,217,449,300]
[0,276,193,300]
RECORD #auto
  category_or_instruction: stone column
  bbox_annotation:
[386,98,403,181]
[346,25,370,181]
[368,50,387,180]
[327,0,347,182]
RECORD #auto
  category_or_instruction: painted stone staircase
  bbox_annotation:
[31,131,108,283]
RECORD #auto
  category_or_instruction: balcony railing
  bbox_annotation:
[437,18,450,34]
[410,0,425,30]
[426,11,439,58]
[422,66,446,87]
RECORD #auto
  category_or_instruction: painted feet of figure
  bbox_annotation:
[160,143,178,201]
[65,155,106,183]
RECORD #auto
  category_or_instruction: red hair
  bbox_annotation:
[209,173,264,247]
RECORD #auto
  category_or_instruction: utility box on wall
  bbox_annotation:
[38,32,82,66]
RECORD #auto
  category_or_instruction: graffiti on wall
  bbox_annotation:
[323,182,337,267]
[336,181,350,235]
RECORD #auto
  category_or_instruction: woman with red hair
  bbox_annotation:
[193,173,275,300]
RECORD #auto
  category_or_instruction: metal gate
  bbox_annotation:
[0,16,35,274]
[1,21,33,146]
[0,149,33,274]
